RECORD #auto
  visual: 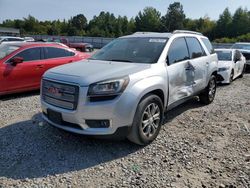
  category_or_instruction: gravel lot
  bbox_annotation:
[0,74,250,188]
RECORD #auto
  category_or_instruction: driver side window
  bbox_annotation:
[11,47,41,62]
[167,37,189,65]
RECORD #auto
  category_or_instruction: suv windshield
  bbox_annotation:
[90,37,168,64]
[215,51,232,61]
[0,44,20,59]
[231,43,250,50]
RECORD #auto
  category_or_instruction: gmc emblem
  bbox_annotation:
[47,87,62,97]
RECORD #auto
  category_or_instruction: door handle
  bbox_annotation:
[68,60,73,63]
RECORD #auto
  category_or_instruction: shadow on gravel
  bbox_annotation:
[0,90,40,101]
[0,113,141,179]
[163,97,203,124]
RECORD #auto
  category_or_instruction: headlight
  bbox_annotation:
[218,67,230,72]
[88,76,129,97]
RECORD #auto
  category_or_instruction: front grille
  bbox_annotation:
[42,79,79,110]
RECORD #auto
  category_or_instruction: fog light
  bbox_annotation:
[85,120,110,128]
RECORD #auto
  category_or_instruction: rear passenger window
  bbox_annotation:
[44,47,75,59]
[13,47,41,62]
[186,37,205,58]
[201,38,214,54]
[167,37,189,65]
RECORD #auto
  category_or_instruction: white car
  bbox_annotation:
[0,36,25,44]
[215,49,246,84]
[23,37,35,42]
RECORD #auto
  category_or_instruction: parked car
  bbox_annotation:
[0,42,90,96]
[49,38,94,52]
[231,42,250,68]
[0,36,25,44]
[215,49,246,84]
[23,37,35,42]
[41,30,218,145]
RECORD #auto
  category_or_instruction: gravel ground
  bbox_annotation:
[0,74,250,188]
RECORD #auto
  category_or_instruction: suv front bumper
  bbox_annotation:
[41,80,137,136]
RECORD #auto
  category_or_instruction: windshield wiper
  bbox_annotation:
[107,59,132,62]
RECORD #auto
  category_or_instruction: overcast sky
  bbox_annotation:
[0,0,249,23]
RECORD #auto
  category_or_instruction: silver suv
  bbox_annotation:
[41,30,218,145]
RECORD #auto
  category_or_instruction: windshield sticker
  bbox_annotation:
[149,39,167,43]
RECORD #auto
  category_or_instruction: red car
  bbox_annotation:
[0,42,90,96]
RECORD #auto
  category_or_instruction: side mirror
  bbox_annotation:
[10,57,24,66]
[234,55,240,62]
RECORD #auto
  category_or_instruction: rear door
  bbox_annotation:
[2,47,44,92]
[167,37,193,105]
[42,47,77,71]
[185,37,208,92]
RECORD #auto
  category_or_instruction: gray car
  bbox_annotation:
[231,42,250,67]
[41,30,218,145]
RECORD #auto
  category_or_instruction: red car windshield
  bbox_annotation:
[0,44,20,59]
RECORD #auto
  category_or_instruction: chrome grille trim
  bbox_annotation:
[42,79,79,110]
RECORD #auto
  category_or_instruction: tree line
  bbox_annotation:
[1,2,250,42]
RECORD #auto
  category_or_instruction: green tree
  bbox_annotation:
[197,17,216,39]
[47,21,60,35]
[60,19,69,35]
[1,5,250,39]
[135,7,161,32]
[127,18,136,34]
[88,11,117,37]
[67,25,78,36]
[161,2,185,32]
[231,7,250,37]
[71,14,88,31]
[23,15,39,34]
[215,8,232,38]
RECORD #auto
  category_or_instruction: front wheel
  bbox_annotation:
[229,71,234,83]
[239,65,245,78]
[127,95,164,145]
[199,75,216,105]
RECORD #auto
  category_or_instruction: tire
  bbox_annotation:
[127,94,164,145]
[239,65,245,78]
[229,70,234,83]
[199,75,216,105]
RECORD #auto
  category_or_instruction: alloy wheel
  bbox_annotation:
[208,78,216,101]
[140,103,161,138]
[230,72,234,83]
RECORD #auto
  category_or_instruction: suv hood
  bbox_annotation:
[218,61,232,68]
[44,60,151,86]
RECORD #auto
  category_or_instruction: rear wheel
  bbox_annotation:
[127,95,163,145]
[199,75,216,105]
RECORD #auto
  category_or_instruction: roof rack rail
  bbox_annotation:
[173,30,203,36]
[133,32,159,35]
